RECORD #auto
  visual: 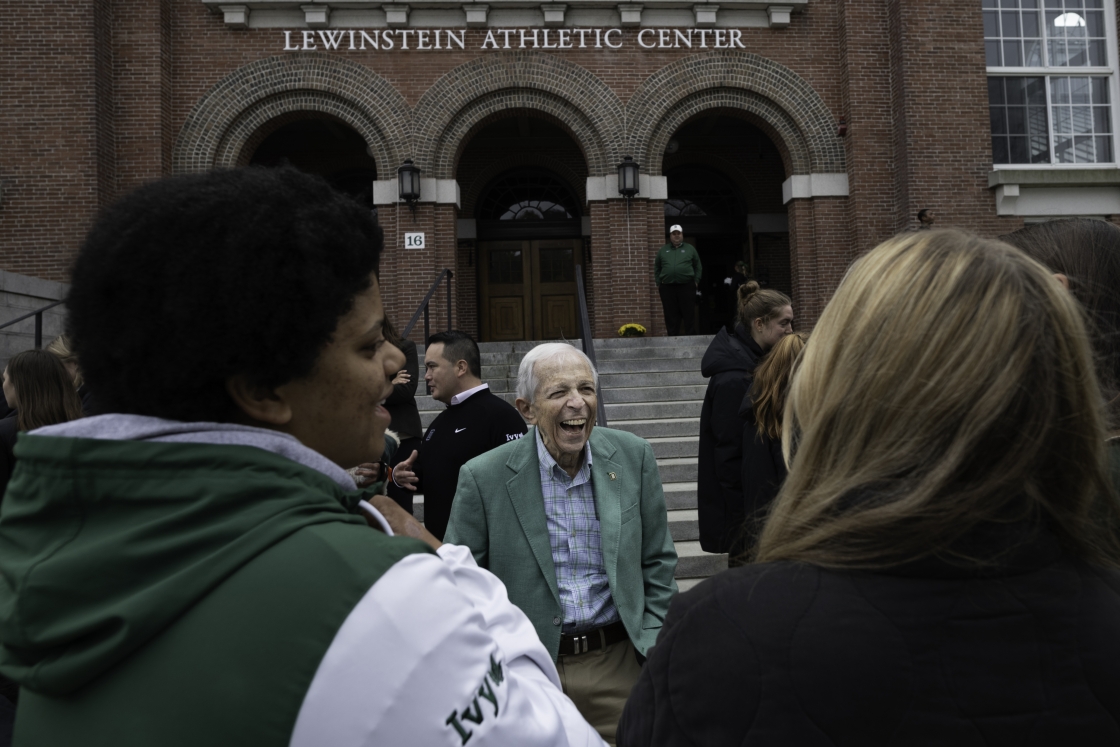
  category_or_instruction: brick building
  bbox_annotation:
[2,0,1119,343]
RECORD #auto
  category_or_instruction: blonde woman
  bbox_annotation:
[737,331,807,557]
[619,230,1120,745]
[46,334,94,415]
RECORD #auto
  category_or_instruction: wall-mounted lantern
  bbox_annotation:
[617,155,639,199]
[397,158,421,220]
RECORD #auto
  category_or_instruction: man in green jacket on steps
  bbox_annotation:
[654,224,702,335]
[0,168,604,747]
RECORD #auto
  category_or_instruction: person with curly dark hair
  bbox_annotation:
[0,168,602,747]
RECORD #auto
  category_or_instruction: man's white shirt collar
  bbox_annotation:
[450,382,489,406]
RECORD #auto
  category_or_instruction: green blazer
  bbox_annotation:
[445,426,678,661]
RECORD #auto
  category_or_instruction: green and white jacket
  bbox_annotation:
[0,415,603,747]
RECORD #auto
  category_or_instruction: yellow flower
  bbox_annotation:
[618,323,647,338]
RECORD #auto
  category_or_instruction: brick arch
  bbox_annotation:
[663,153,783,215]
[628,52,845,176]
[413,53,624,178]
[215,94,386,169]
[461,154,588,217]
[172,54,410,173]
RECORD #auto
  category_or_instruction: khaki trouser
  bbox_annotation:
[556,639,642,745]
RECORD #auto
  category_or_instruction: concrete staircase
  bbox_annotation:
[413,334,726,592]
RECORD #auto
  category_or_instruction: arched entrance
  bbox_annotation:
[474,168,583,342]
[455,114,589,342]
[662,114,790,333]
[248,114,378,206]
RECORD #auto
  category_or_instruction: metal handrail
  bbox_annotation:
[575,272,607,427]
[401,269,454,342]
[0,300,65,349]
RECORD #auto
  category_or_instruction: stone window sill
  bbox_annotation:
[988,169,1120,216]
[988,169,1120,189]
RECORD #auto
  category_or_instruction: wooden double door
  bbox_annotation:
[479,238,582,342]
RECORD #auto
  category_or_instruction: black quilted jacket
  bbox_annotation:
[618,527,1120,746]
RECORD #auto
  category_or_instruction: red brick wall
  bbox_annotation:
[0,2,106,281]
[454,241,479,341]
[837,0,901,254]
[377,202,459,346]
[6,0,1082,333]
[887,0,1023,238]
[753,233,792,298]
[112,0,170,194]
[588,199,659,338]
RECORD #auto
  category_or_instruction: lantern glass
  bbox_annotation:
[617,156,639,197]
[398,159,421,202]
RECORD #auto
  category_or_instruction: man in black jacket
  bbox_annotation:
[392,331,527,540]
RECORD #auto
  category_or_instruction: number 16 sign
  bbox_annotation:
[404,232,426,249]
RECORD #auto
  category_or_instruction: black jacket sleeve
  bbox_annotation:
[710,373,749,493]
[385,340,418,407]
[489,399,528,448]
[741,421,786,525]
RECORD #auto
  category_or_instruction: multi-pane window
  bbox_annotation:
[984,0,1115,165]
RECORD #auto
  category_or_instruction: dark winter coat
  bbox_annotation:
[384,339,422,440]
[737,396,786,548]
[697,324,762,555]
[0,415,17,500]
[619,523,1120,746]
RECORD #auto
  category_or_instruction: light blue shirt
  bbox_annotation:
[535,427,620,634]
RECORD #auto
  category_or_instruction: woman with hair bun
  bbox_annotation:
[620,229,1120,745]
[738,331,807,556]
[697,280,793,563]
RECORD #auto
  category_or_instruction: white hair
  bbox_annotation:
[516,342,599,403]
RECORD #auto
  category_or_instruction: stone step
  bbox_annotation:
[415,384,707,414]
[663,481,698,510]
[611,417,701,439]
[598,371,707,388]
[588,334,715,350]
[648,436,698,459]
[674,541,728,578]
[668,508,699,541]
[657,457,697,483]
[475,366,708,389]
[477,345,710,367]
[676,577,705,592]
[480,358,707,381]
[595,385,707,404]
[592,345,710,362]
[418,400,705,427]
[596,357,708,375]
[605,401,703,421]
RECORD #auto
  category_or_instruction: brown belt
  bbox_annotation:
[557,620,629,657]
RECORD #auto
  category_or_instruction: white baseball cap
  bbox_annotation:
[669,224,683,233]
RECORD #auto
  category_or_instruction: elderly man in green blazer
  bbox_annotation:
[445,342,678,745]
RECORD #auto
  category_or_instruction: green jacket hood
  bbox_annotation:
[0,435,374,695]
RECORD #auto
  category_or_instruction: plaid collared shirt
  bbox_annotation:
[535,427,620,634]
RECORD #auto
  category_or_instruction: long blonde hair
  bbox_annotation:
[46,334,83,389]
[756,230,1120,570]
[751,332,808,440]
